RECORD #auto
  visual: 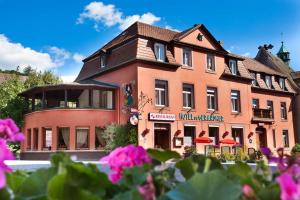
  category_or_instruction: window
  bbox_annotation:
[232,128,243,145]
[26,129,31,150]
[207,54,215,71]
[282,130,289,148]
[265,75,272,89]
[95,127,106,149]
[207,87,217,111]
[279,78,285,90]
[182,48,192,67]
[58,127,70,150]
[182,84,194,108]
[100,90,114,109]
[155,80,168,106]
[100,54,106,68]
[76,128,89,149]
[154,43,165,62]
[229,60,237,75]
[33,128,38,150]
[252,99,259,109]
[267,100,274,118]
[251,72,257,86]
[272,129,276,148]
[231,90,240,112]
[42,128,52,150]
[184,126,196,146]
[208,126,219,145]
[280,102,287,120]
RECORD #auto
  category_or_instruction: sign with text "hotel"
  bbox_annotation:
[179,113,224,122]
[149,113,176,121]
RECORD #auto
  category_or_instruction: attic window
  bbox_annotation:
[100,55,106,68]
[229,60,237,75]
[265,75,272,89]
[279,78,285,90]
[154,43,165,62]
[197,34,203,41]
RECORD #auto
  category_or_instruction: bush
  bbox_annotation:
[102,123,137,151]
[291,143,300,155]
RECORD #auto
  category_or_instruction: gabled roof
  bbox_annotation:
[173,24,226,52]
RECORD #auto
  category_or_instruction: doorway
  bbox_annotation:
[256,127,267,148]
[209,126,219,145]
[154,123,171,149]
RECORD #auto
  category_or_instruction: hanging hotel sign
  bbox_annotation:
[148,113,176,121]
[179,113,224,122]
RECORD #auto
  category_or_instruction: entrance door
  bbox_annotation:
[256,127,267,148]
[209,126,219,145]
[154,123,171,149]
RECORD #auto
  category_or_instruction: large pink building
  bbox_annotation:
[20,22,297,160]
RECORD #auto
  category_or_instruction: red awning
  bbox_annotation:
[219,138,239,145]
[195,137,213,144]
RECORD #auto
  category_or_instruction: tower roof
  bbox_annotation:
[277,41,289,55]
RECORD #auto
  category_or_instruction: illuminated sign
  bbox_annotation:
[149,113,176,121]
[179,113,224,122]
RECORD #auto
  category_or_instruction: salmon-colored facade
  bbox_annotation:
[20,22,297,159]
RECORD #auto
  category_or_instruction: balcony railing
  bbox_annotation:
[252,108,274,122]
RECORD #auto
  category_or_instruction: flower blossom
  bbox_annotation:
[138,175,156,200]
[0,118,25,142]
[242,184,255,199]
[100,145,151,183]
[276,172,300,200]
[0,139,15,189]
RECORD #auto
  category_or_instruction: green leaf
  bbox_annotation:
[120,165,150,187]
[6,170,29,193]
[47,174,66,200]
[175,158,198,180]
[16,168,56,199]
[147,149,181,162]
[190,154,223,172]
[166,170,241,200]
[112,189,143,200]
[257,183,280,200]
[227,161,253,179]
[0,188,11,200]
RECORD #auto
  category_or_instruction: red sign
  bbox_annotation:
[148,113,176,121]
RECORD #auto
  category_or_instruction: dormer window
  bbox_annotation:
[100,54,106,68]
[154,43,165,62]
[279,78,285,90]
[265,75,272,89]
[251,72,257,86]
[229,60,237,75]
[182,48,192,67]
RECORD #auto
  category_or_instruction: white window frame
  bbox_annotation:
[231,90,240,112]
[251,72,257,86]
[282,130,289,148]
[154,43,165,62]
[279,78,285,90]
[100,55,106,68]
[155,81,167,107]
[207,88,217,111]
[280,102,287,120]
[206,54,215,71]
[182,48,192,67]
[265,75,272,88]
[229,60,237,75]
[183,85,193,109]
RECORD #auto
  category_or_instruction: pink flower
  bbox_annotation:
[138,175,156,200]
[0,118,25,142]
[242,184,255,199]
[0,139,15,189]
[101,145,151,183]
[276,172,300,200]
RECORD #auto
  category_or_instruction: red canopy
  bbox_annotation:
[219,138,239,145]
[195,137,213,144]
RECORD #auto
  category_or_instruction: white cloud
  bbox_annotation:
[165,25,180,32]
[242,52,251,57]
[48,46,71,67]
[0,34,56,71]
[77,2,161,31]
[73,53,85,63]
[61,75,77,83]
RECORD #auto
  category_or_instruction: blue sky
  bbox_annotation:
[0,0,299,82]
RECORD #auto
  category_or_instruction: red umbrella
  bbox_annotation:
[219,138,239,145]
[195,137,213,144]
